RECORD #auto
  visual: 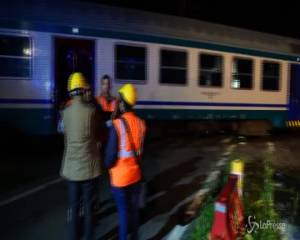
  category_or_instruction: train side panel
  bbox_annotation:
[0,29,54,135]
[97,39,289,127]
[0,30,291,135]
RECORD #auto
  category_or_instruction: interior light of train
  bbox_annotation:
[23,48,31,56]
[72,27,79,34]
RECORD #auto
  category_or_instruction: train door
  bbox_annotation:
[289,64,300,120]
[54,37,95,107]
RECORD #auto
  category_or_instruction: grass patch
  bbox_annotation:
[243,151,282,240]
[184,145,283,240]
[187,196,215,240]
[184,156,232,240]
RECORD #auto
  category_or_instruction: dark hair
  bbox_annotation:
[69,88,85,97]
[119,93,133,112]
[101,74,111,82]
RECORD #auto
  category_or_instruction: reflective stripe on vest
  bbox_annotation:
[110,113,145,187]
[118,120,141,158]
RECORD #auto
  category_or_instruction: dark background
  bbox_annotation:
[79,0,300,39]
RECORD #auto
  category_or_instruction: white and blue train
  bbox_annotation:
[1,0,300,135]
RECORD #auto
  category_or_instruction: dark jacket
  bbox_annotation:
[104,125,118,168]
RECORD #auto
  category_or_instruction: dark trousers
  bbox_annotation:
[67,178,98,240]
[111,182,141,240]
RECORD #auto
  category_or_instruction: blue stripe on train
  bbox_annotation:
[0,98,288,108]
[137,101,287,108]
[0,98,52,104]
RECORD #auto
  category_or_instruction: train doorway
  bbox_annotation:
[54,37,95,107]
[288,64,300,120]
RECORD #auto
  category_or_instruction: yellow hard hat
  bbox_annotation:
[118,83,137,106]
[67,72,89,92]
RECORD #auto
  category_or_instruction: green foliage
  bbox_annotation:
[186,157,231,240]
[185,146,284,240]
[243,151,282,240]
[188,197,215,240]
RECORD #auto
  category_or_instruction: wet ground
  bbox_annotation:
[272,132,300,239]
[0,134,229,240]
[1,131,300,239]
[0,135,63,200]
[274,172,300,239]
[231,133,300,240]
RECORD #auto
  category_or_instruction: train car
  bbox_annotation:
[1,0,300,135]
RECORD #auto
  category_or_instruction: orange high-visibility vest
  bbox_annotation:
[96,96,116,112]
[109,112,146,187]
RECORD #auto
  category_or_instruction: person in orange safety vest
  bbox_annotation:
[96,75,116,119]
[105,83,146,240]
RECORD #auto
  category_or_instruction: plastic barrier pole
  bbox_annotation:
[230,159,244,197]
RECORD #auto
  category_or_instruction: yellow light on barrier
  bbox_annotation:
[230,159,244,197]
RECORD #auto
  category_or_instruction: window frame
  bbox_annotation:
[0,33,32,80]
[114,42,148,84]
[261,60,281,92]
[231,56,254,90]
[159,47,188,86]
[198,52,224,88]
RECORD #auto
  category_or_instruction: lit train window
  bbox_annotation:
[231,58,253,89]
[115,44,146,81]
[160,49,187,84]
[262,61,280,91]
[0,34,31,79]
[199,54,223,87]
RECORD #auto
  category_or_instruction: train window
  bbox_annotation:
[231,58,253,89]
[262,61,280,91]
[199,54,223,87]
[115,44,146,81]
[0,34,31,79]
[0,58,30,78]
[160,49,187,84]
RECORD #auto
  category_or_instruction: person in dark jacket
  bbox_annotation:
[60,72,102,240]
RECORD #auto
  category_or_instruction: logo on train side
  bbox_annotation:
[200,91,220,99]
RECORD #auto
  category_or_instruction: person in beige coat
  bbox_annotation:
[60,72,102,240]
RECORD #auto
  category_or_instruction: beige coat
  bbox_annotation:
[60,96,101,181]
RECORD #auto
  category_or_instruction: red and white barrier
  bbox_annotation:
[210,174,244,240]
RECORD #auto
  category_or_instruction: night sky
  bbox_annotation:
[81,0,300,39]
